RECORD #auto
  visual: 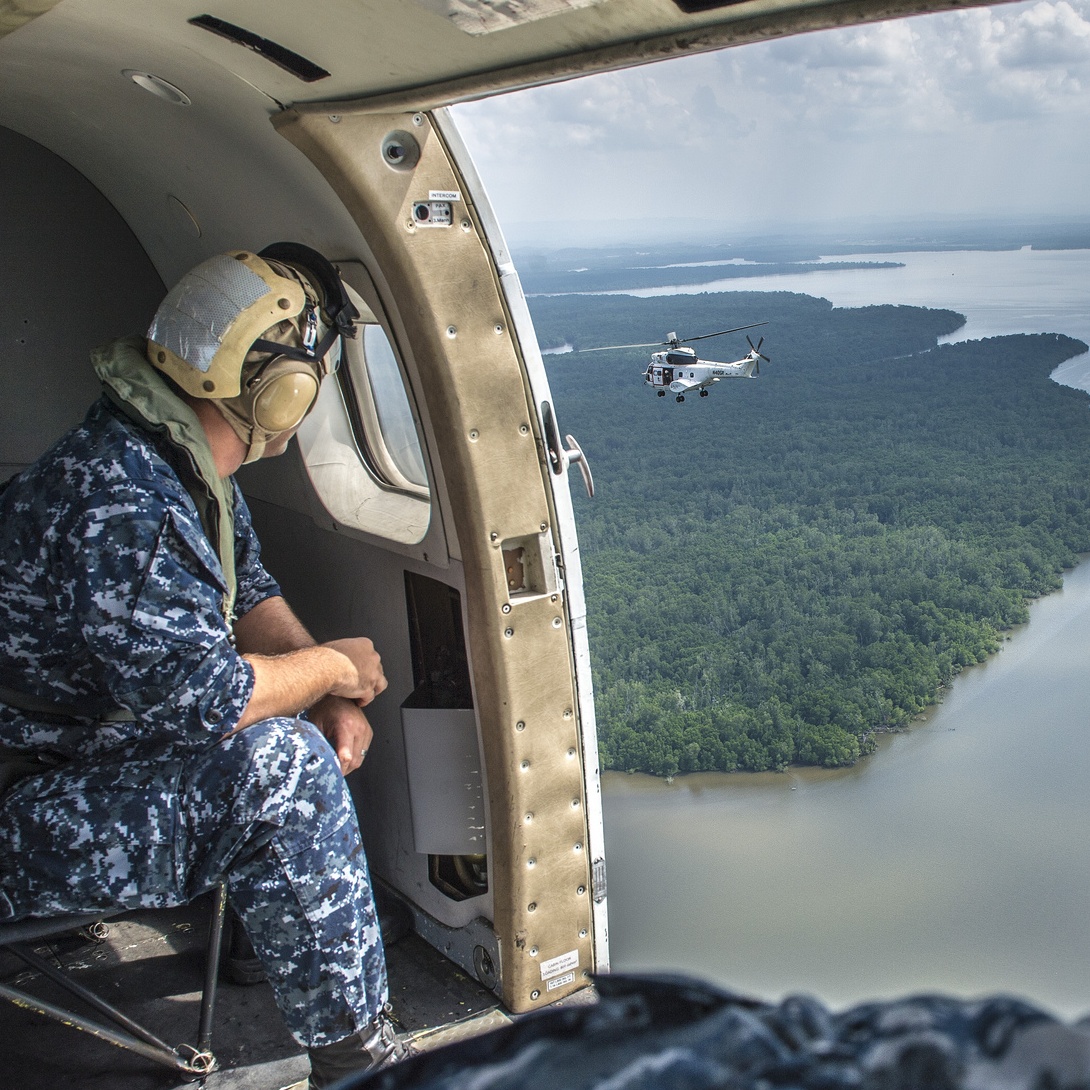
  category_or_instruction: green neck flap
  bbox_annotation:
[91,336,237,627]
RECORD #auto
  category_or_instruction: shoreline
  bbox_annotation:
[601,554,1090,1017]
[603,553,1090,793]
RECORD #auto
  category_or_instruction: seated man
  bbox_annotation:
[0,244,401,1087]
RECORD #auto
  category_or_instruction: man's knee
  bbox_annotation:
[217,716,332,772]
[186,717,353,838]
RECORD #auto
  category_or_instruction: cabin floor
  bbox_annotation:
[0,897,512,1090]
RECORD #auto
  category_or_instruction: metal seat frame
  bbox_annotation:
[0,883,228,1078]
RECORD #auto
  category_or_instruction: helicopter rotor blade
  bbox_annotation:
[580,321,769,354]
[578,340,668,353]
[680,321,768,345]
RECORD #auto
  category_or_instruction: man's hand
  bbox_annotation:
[308,694,375,775]
[325,637,388,706]
[234,597,389,733]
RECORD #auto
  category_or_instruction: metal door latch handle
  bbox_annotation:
[561,434,594,498]
[541,402,594,499]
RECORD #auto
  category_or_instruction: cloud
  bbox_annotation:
[453,0,1090,229]
[742,1,1090,127]
[996,1,1090,67]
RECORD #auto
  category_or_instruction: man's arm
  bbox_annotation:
[233,596,381,774]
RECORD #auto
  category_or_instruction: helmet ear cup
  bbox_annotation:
[252,369,320,431]
[212,354,324,463]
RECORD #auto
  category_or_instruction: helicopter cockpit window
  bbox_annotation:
[295,284,431,545]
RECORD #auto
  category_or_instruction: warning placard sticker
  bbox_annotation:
[540,949,579,980]
[547,970,576,992]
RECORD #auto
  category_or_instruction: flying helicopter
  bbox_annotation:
[584,324,771,402]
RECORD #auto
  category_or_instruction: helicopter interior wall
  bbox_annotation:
[238,459,496,936]
[0,125,165,477]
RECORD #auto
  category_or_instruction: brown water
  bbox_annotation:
[601,560,1090,1017]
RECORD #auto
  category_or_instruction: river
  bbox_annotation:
[599,246,1090,1018]
[600,246,1090,393]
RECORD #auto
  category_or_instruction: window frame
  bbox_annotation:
[293,263,434,546]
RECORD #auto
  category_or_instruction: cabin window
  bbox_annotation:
[295,284,431,545]
[351,325,429,491]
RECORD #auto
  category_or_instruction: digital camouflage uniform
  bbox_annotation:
[0,338,387,1047]
[363,974,1090,1090]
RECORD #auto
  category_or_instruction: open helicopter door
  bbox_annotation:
[236,105,609,1015]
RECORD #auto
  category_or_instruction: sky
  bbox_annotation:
[452,0,1090,244]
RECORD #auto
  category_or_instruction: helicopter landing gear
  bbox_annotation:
[676,394,685,402]
[699,389,709,397]
[657,390,666,397]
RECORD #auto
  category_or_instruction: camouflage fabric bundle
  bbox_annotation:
[355,974,1090,1090]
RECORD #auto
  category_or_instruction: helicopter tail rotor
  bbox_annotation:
[747,335,771,362]
[746,335,770,376]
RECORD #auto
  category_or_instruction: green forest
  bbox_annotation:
[528,290,1090,776]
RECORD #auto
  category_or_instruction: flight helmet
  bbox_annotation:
[146,243,358,461]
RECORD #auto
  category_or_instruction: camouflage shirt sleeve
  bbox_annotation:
[57,481,254,743]
[232,480,282,619]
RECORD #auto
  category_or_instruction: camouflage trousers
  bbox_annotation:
[0,717,388,1047]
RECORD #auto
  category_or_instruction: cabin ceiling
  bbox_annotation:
[3,0,1017,115]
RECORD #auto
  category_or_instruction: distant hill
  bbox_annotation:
[530,291,1090,775]
[511,218,1090,297]
[519,257,902,297]
[507,216,1090,268]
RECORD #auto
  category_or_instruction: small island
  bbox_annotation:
[531,289,1090,776]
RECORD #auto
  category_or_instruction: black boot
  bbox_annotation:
[308,1012,408,1089]
[223,908,267,986]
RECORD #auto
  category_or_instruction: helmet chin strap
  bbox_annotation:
[250,311,342,367]
[212,399,274,464]
[242,431,269,465]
